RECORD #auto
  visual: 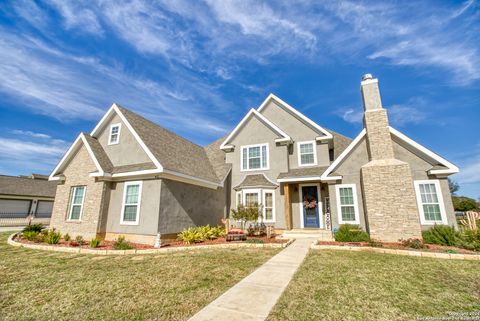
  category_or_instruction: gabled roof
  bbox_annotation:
[204,136,232,182]
[233,174,278,190]
[257,94,333,141]
[0,175,58,198]
[220,109,291,150]
[320,127,459,181]
[49,132,110,180]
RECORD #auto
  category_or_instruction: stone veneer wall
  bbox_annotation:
[361,159,422,241]
[50,145,107,240]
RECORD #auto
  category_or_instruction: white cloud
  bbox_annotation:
[340,108,363,124]
[387,98,427,126]
[11,130,52,140]
[45,0,103,35]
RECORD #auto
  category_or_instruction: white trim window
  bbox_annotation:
[414,180,447,225]
[297,141,317,166]
[236,191,242,207]
[108,123,121,145]
[262,190,275,223]
[120,181,142,225]
[335,184,360,224]
[68,186,86,221]
[241,143,269,171]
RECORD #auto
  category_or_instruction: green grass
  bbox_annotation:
[268,250,480,321]
[0,232,279,321]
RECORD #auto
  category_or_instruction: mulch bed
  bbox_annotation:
[317,240,477,254]
[16,235,286,251]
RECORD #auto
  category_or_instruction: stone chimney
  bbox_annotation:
[360,74,422,242]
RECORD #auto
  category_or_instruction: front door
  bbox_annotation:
[301,185,320,228]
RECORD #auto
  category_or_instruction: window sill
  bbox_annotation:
[120,222,139,226]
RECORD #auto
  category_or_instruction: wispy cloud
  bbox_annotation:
[11,130,52,140]
[45,0,103,35]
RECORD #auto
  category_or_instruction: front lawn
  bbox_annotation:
[0,232,279,321]
[268,250,480,321]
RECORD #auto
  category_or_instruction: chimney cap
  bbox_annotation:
[362,73,373,81]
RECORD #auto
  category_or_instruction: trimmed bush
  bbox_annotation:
[334,224,370,242]
[22,223,44,233]
[401,238,426,249]
[113,236,133,250]
[44,228,62,245]
[422,225,459,246]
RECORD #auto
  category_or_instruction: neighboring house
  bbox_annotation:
[49,75,458,243]
[0,174,57,226]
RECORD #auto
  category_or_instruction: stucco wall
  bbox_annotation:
[158,179,227,234]
[96,113,152,166]
[50,145,107,240]
[225,115,287,228]
[104,179,161,237]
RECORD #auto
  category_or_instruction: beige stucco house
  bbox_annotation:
[49,75,459,243]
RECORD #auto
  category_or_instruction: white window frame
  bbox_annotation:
[335,184,360,224]
[236,191,242,207]
[240,143,269,172]
[120,181,142,225]
[108,123,122,145]
[68,186,86,221]
[414,179,448,225]
[297,140,317,167]
[262,189,276,223]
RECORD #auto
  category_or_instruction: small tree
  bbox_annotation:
[230,203,262,231]
[448,178,459,195]
[452,196,479,212]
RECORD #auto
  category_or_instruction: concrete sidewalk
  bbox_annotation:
[188,238,314,321]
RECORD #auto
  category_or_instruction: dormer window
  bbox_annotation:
[108,123,121,145]
[298,141,317,166]
[241,143,269,171]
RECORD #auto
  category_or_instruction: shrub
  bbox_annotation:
[245,239,264,244]
[367,239,383,248]
[90,237,102,248]
[401,238,427,249]
[458,229,480,251]
[44,228,61,244]
[75,235,84,246]
[177,225,226,244]
[23,230,39,241]
[334,224,370,242]
[33,233,45,243]
[23,223,44,233]
[64,233,71,242]
[113,236,133,250]
[422,225,459,246]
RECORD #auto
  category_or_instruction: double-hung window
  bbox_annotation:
[414,180,447,225]
[108,123,121,145]
[241,144,268,171]
[121,181,142,225]
[298,141,317,166]
[68,186,86,221]
[335,184,360,224]
[262,190,275,222]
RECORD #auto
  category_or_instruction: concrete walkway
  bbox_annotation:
[188,238,314,321]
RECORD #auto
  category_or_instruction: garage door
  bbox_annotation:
[0,199,31,218]
[36,201,54,218]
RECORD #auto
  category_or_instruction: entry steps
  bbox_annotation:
[279,229,334,241]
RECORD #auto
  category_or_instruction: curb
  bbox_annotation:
[8,233,293,256]
[310,244,480,261]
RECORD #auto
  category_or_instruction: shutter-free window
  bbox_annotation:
[263,191,274,221]
[68,186,85,220]
[241,144,268,170]
[108,124,121,145]
[335,184,359,224]
[414,180,447,224]
[298,141,317,166]
[121,182,142,224]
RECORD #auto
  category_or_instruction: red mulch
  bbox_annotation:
[317,240,477,254]
[16,235,285,250]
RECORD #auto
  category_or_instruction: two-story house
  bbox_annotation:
[49,75,458,244]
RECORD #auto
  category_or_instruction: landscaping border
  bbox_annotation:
[311,243,480,261]
[8,233,294,255]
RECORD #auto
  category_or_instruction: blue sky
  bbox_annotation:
[0,1,479,198]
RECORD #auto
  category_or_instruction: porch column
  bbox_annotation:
[284,184,293,230]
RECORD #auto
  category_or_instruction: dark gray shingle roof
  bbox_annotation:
[83,133,114,172]
[112,162,157,174]
[0,175,58,198]
[234,174,278,190]
[204,135,232,181]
